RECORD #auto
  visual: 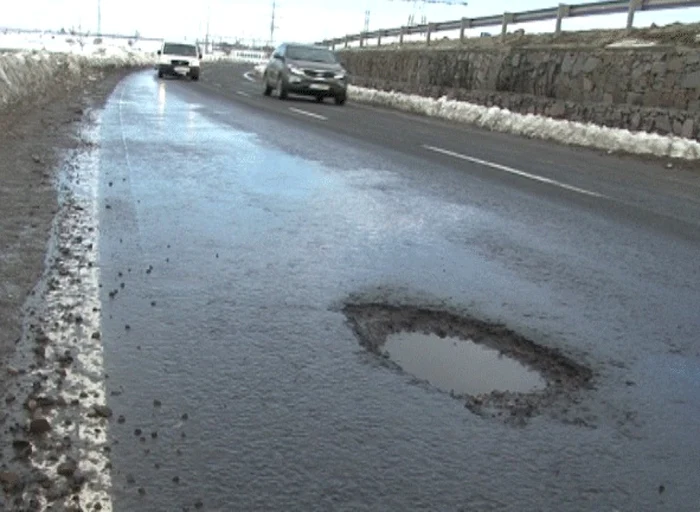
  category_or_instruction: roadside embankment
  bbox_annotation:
[0,49,152,112]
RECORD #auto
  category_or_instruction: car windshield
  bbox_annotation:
[163,43,197,56]
[286,46,337,63]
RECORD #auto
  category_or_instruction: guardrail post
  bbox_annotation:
[626,0,642,31]
[360,32,365,48]
[378,32,382,46]
[501,12,513,41]
[399,26,405,45]
[460,17,471,43]
[555,4,570,37]
[427,23,434,45]
[344,35,349,49]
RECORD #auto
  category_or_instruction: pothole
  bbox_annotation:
[383,331,547,396]
[342,303,593,425]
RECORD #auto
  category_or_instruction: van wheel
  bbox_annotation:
[334,95,347,106]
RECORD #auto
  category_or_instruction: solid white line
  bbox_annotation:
[423,145,604,198]
[289,107,328,121]
[243,71,256,82]
[237,91,251,97]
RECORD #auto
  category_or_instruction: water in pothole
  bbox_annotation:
[382,332,547,396]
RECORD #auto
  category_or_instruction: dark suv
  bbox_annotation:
[261,43,348,105]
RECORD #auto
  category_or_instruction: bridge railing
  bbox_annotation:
[315,0,700,49]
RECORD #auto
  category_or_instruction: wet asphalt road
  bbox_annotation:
[93,65,700,511]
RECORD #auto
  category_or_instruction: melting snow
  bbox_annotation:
[347,86,700,160]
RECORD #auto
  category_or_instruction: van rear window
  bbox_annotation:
[163,44,198,56]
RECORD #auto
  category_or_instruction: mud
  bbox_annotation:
[342,302,593,425]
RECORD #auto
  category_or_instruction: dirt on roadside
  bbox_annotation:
[0,68,131,384]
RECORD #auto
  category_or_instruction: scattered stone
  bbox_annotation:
[0,471,21,493]
[659,484,665,494]
[5,394,16,404]
[138,487,146,495]
[151,301,157,307]
[58,351,74,365]
[57,459,78,477]
[117,415,126,424]
[153,399,162,407]
[181,413,189,420]
[89,405,113,418]
[195,500,204,509]
[172,476,180,483]
[36,333,51,345]
[29,418,52,435]
[125,324,131,330]
[134,428,142,436]
[92,331,101,340]
[151,431,158,439]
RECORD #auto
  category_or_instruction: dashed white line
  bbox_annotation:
[289,107,328,121]
[423,145,604,198]
[237,91,251,97]
[243,71,256,82]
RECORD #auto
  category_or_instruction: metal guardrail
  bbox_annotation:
[316,0,700,48]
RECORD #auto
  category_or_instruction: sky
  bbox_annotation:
[3,0,700,45]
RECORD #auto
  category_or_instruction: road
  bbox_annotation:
[17,63,700,511]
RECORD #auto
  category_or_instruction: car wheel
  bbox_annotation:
[334,95,347,106]
[190,71,200,81]
[276,77,288,100]
[262,73,272,96]
[157,70,164,79]
[315,96,323,103]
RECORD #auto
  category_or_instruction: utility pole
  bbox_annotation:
[97,0,102,35]
[205,4,211,54]
[269,0,276,47]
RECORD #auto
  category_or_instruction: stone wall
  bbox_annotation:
[338,46,700,139]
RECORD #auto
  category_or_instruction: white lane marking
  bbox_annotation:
[237,91,251,97]
[118,86,133,169]
[423,145,604,198]
[243,71,257,82]
[289,107,328,121]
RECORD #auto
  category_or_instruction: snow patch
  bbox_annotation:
[347,86,700,160]
[607,38,658,48]
[0,49,153,110]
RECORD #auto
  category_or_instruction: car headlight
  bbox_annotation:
[287,64,304,76]
[335,72,347,80]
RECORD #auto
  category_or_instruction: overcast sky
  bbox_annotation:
[3,0,700,44]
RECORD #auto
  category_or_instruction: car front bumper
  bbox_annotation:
[285,75,347,97]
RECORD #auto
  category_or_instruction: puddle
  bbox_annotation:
[383,332,546,396]
[341,302,593,424]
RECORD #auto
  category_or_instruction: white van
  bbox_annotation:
[156,41,202,81]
